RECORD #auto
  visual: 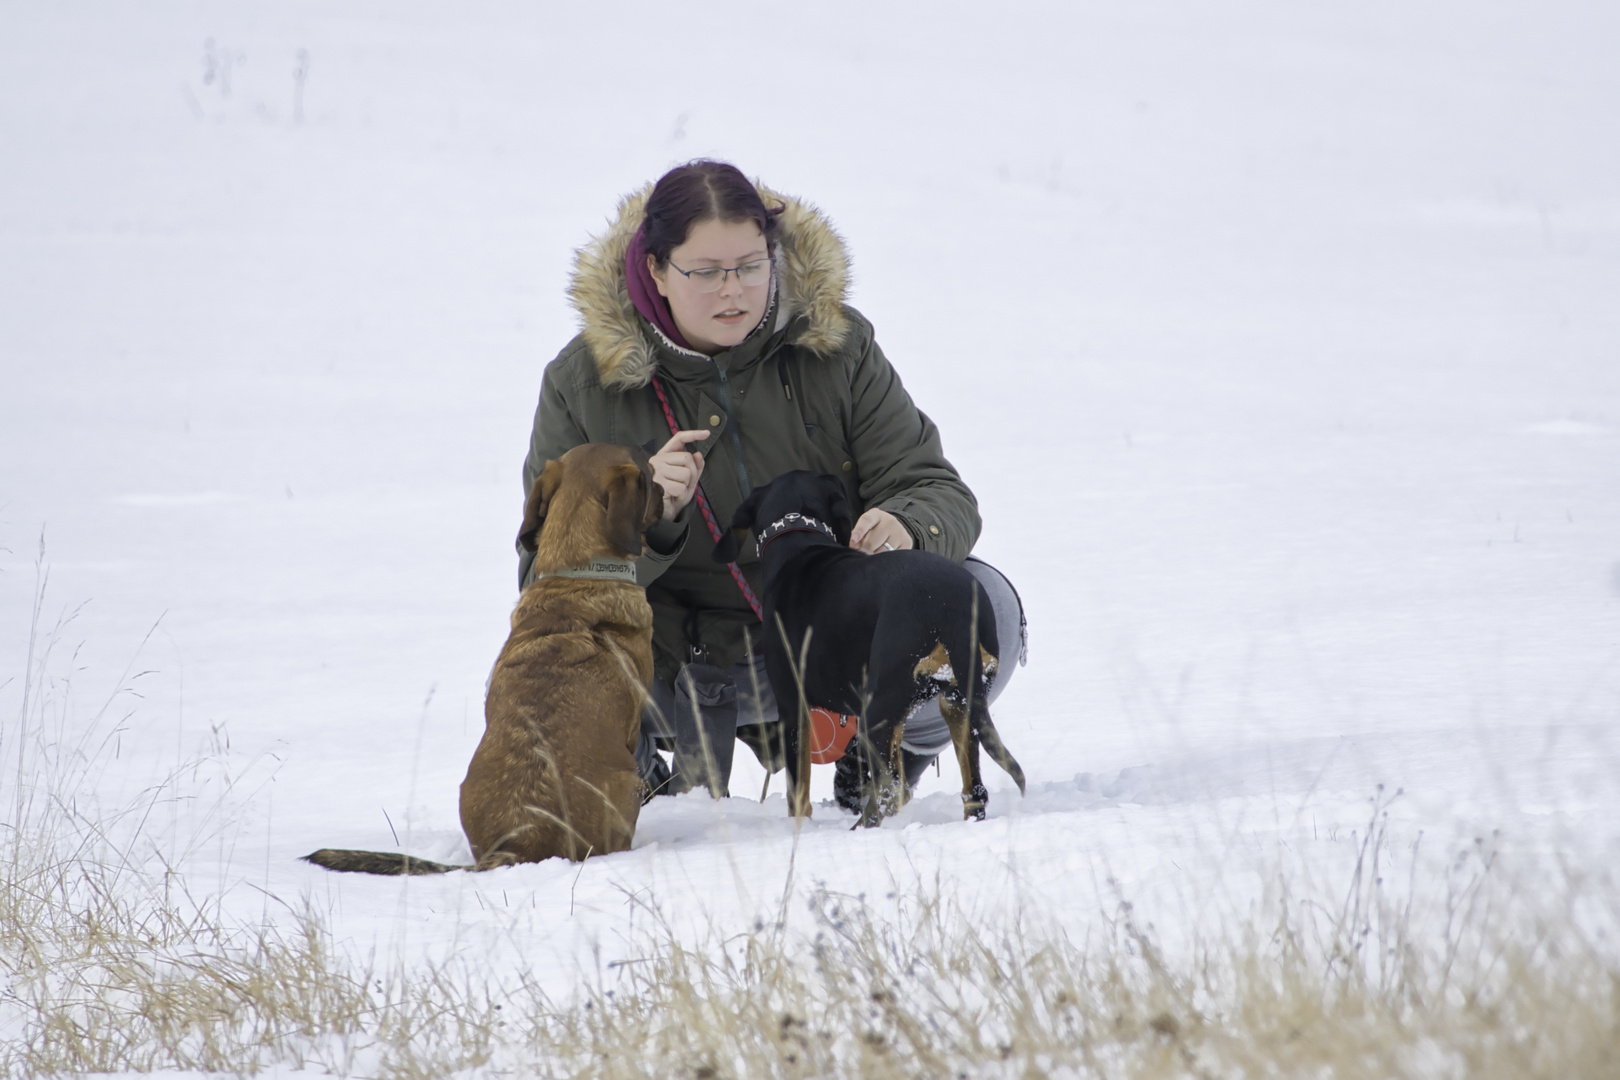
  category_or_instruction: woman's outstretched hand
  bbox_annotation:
[650,430,708,521]
[850,508,914,554]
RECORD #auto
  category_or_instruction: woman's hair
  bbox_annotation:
[641,160,782,267]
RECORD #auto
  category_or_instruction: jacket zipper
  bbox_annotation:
[715,367,752,497]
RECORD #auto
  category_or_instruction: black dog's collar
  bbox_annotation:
[757,512,838,551]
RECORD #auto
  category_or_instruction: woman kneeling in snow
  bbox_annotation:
[519,160,1026,809]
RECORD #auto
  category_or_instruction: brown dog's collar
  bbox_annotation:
[535,557,638,585]
[757,512,838,551]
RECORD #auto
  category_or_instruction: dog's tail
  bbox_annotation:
[958,583,1027,796]
[301,849,461,875]
[975,722,1026,795]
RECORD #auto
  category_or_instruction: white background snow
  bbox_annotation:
[3,0,1618,1036]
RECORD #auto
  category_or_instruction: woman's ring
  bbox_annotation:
[881,541,895,551]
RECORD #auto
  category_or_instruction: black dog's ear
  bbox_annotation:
[821,474,855,546]
[518,459,565,553]
[713,486,767,564]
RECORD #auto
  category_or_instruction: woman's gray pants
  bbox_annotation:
[635,556,1026,796]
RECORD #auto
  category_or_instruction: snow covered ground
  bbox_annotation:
[3,0,1619,1057]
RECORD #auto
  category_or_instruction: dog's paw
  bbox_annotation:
[962,783,989,821]
[877,779,906,819]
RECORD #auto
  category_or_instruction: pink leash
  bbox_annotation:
[650,376,764,621]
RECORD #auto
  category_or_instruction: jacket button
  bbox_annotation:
[842,461,853,472]
[928,525,940,536]
[709,414,721,427]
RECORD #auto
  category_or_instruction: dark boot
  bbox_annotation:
[736,722,786,774]
[667,663,738,797]
[634,730,673,800]
[836,742,939,815]
[833,739,866,814]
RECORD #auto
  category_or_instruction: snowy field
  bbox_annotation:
[3,0,1619,1074]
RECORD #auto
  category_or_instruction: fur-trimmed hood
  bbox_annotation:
[568,181,852,391]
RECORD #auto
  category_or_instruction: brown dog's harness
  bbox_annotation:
[756,512,838,552]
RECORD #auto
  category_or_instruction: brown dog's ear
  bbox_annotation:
[518,459,564,553]
[644,477,666,529]
[713,486,766,564]
[603,462,650,557]
[630,446,664,529]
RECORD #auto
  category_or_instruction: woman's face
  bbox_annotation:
[649,217,771,354]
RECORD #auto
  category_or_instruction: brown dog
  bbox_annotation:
[303,443,663,874]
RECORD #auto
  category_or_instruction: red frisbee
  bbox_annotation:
[807,707,858,764]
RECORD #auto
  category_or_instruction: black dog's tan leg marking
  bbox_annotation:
[847,676,913,828]
[913,641,953,684]
[884,723,908,816]
[919,640,989,820]
[970,644,1025,795]
[922,638,1025,820]
[939,694,988,820]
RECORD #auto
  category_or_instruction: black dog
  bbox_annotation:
[714,471,1025,826]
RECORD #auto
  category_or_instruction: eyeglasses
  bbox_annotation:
[666,257,773,292]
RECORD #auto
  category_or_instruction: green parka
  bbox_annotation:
[521,183,980,684]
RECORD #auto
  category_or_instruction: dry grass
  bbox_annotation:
[4,568,1618,1077]
[512,817,1620,1080]
[9,814,1616,1079]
